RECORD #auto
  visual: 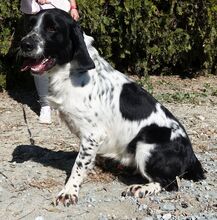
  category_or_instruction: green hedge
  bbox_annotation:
[78,0,217,75]
[0,0,217,89]
[0,0,21,55]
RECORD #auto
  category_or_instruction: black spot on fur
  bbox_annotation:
[81,81,85,87]
[83,152,91,157]
[76,161,83,168]
[127,124,172,154]
[86,118,92,123]
[89,94,92,101]
[84,160,91,166]
[134,185,142,191]
[110,94,114,102]
[145,136,205,191]
[120,82,157,121]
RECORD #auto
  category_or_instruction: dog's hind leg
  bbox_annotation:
[122,142,163,198]
[122,135,204,198]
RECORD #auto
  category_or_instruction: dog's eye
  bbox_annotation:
[47,26,56,32]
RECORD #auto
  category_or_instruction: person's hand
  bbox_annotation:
[36,0,50,5]
[70,8,79,21]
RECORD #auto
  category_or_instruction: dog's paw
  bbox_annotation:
[55,189,78,206]
[122,182,162,198]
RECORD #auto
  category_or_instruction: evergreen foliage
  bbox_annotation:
[0,0,216,89]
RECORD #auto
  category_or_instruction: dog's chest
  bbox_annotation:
[48,71,112,132]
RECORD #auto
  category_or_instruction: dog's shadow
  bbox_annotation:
[11,145,77,179]
[11,145,145,185]
[8,90,40,115]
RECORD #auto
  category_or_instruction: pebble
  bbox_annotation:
[160,203,176,211]
[150,196,161,203]
[162,213,172,220]
[138,204,148,211]
[196,115,205,121]
[98,213,108,220]
[35,216,45,220]
[180,201,188,209]
[85,195,96,203]
[104,196,112,202]
[142,217,154,220]
[119,196,126,202]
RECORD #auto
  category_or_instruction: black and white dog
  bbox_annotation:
[19,9,205,206]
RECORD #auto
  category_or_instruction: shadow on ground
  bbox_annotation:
[11,145,146,186]
[7,90,40,115]
[11,145,77,179]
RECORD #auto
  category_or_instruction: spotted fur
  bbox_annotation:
[19,9,205,206]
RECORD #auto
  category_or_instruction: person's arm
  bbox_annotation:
[69,0,79,21]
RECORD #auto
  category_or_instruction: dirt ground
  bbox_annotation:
[0,75,217,220]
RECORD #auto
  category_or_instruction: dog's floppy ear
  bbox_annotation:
[70,21,95,73]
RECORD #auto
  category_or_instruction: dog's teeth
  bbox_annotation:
[42,58,48,64]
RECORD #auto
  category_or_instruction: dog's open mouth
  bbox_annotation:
[21,57,56,74]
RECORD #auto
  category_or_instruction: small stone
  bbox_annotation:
[181,201,188,208]
[162,213,172,220]
[104,196,112,202]
[119,196,126,202]
[85,196,96,203]
[35,216,44,220]
[98,213,108,220]
[196,115,205,121]
[156,215,162,220]
[142,217,154,220]
[138,204,148,211]
[160,203,176,211]
[146,207,154,215]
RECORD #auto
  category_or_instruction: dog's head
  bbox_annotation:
[19,9,95,75]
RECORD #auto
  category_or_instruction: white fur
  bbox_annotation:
[19,9,203,206]
[44,34,187,205]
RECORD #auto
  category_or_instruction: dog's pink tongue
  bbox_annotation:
[21,57,56,74]
[21,58,49,74]
[21,58,44,72]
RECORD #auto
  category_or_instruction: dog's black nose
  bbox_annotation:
[20,39,35,52]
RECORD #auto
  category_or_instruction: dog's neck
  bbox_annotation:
[48,63,71,85]
[47,62,92,108]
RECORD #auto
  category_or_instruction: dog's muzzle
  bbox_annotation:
[20,33,56,74]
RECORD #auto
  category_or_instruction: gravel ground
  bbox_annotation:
[0,76,217,220]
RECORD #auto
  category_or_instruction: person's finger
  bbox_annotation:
[71,10,79,21]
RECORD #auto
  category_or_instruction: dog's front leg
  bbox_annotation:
[56,136,99,206]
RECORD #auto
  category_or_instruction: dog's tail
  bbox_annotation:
[184,155,206,181]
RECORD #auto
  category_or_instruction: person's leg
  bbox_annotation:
[34,74,49,107]
[34,74,52,123]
